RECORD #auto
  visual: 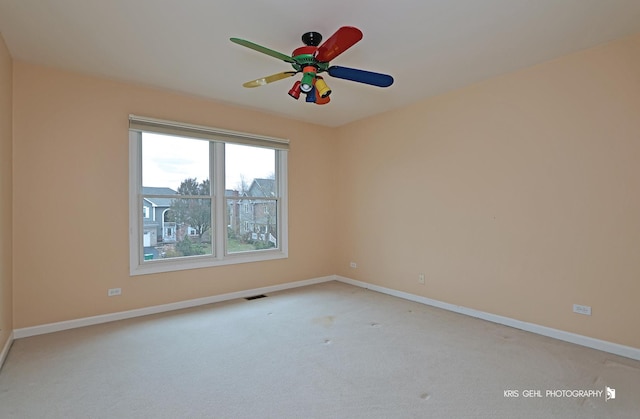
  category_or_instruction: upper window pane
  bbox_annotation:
[142,133,209,189]
[225,144,275,193]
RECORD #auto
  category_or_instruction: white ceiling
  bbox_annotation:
[1,0,640,127]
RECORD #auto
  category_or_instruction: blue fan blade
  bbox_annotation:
[327,66,394,87]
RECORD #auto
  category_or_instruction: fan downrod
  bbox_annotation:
[301,32,322,47]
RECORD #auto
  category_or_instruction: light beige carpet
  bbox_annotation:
[1,281,638,418]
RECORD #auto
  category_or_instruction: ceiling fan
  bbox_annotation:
[230,26,394,105]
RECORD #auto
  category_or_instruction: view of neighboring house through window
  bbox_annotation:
[141,134,211,259]
[129,115,288,275]
[225,144,277,253]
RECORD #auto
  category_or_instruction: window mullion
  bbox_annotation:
[213,142,225,258]
[277,151,288,254]
[129,130,143,269]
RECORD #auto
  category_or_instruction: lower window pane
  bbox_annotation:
[143,197,212,260]
[226,198,277,253]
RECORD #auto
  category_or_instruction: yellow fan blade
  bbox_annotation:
[243,72,297,88]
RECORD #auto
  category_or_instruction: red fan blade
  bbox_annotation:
[315,26,363,62]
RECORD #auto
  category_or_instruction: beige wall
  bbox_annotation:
[0,33,13,349]
[12,62,338,328]
[336,33,640,348]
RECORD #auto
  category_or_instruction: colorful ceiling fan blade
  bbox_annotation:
[315,26,363,63]
[242,71,297,88]
[230,38,295,63]
[327,66,394,87]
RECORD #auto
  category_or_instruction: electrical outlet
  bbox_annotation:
[350,262,357,268]
[418,273,425,284]
[108,288,122,297]
[573,304,591,316]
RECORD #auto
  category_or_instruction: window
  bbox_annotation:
[129,115,288,275]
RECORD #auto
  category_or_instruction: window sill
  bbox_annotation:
[130,250,288,276]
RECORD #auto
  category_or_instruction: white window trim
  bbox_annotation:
[129,120,288,276]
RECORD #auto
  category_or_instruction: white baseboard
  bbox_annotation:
[13,275,334,339]
[335,275,640,361]
[0,331,13,371]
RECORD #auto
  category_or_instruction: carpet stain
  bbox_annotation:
[420,392,431,400]
[577,397,597,408]
[313,316,335,328]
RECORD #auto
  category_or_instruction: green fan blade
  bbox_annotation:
[242,71,297,88]
[230,38,295,63]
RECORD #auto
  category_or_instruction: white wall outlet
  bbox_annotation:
[108,288,122,297]
[418,273,425,284]
[573,304,591,316]
[350,262,357,269]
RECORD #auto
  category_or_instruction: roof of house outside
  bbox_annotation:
[246,178,275,198]
[143,187,178,195]
[142,186,178,207]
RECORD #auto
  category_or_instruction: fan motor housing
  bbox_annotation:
[290,46,329,73]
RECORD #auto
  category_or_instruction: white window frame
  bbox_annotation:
[129,115,288,276]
